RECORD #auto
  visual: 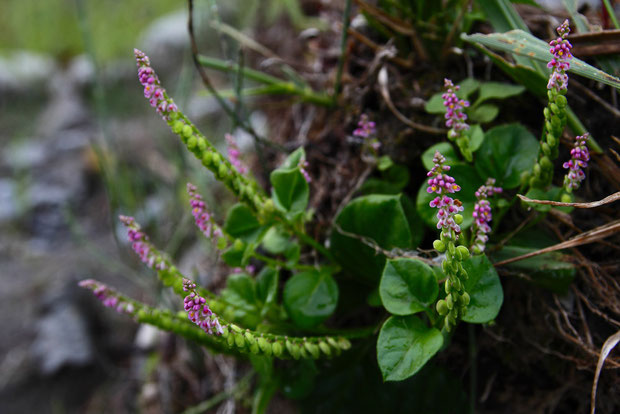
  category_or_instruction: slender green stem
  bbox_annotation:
[182,372,254,414]
[333,0,352,103]
[251,252,316,272]
[602,0,620,29]
[197,55,333,106]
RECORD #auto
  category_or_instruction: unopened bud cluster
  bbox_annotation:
[563,133,589,193]
[135,49,269,215]
[471,178,502,254]
[187,183,228,249]
[183,279,223,335]
[219,322,351,359]
[353,114,381,155]
[442,79,472,161]
[79,279,136,314]
[119,215,168,270]
[427,151,470,331]
[528,20,572,189]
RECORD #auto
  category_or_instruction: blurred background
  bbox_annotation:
[0,0,268,411]
[1,0,619,413]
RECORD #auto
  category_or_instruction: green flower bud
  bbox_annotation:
[461,292,470,306]
[218,163,228,178]
[433,239,446,252]
[227,332,235,346]
[561,193,573,203]
[257,337,271,354]
[137,309,148,321]
[234,333,245,348]
[555,94,567,108]
[250,342,260,354]
[299,345,309,359]
[220,325,229,338]
[549,103,560,114]
[520,171,531,186]
[454,214,464,225]
[541,142,551,156]
[456,245,470,260]
[533,163,542,177]
[168,111,180,121]
[253,194,262,209]
[543,108,550,120]
[182,125,193,139]
[551,116,561,129]
[444,317,452,332]
[442,259,450,274]
[318,341,331,357]
[233,239,244,251]
[230,324,243,333]
[172,120,184,134]
[187,135,197,150]
[547,134,557,148]
[286,340,300,360]
[326,337,339,349]
[305,342,320,359]
[216,237,228,250]
[211,153,221,166]
[244,331,256,346]
[540,156,553,171]
[447,242,456,256]
[545,121,553,134]
[436,299,448,315]
[272,341,283,357]
[446,294,454,310]
[338,338,352,350]
[445,280,452,294]
[202,151,213,166]
[197,137,207,152]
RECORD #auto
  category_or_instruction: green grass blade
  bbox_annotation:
[461,30,620,89]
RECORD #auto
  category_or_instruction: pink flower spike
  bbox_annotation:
[563,133,589,192]
[471,178,502,254]
[182,278,223,336]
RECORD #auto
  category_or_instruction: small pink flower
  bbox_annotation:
[563,134,589,191]
[182,279,223,335]
[119,215,168,270]
[471,179,502,254]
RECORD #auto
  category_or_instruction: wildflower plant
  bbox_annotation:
[79,13,613,406]
[442,79,472,161]
[529,20,573,188]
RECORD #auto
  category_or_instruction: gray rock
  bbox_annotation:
[31,301,94,375]
[0,179,18,222]
[0,51,57,94]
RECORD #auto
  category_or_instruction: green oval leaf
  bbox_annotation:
[224,203,263,243]
[461,255,503,323]
[416,164,484,230]
[474,123,538,189]
[377,315,443,381]
[283,270,338,328]
[469,103,499,123]
[270,147,309,216]
[379,259,438,315]
[473,82,525,107]
[330,194,422,283]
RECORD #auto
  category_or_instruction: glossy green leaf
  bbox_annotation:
[473,82,525,107]
[224,203,263,243]
[377,315,443,381]
[461,255,504,323]
[270,147,309,216]
[330,194,422,283]
[474,123,538,189]
[461,30,620,89]
[283,270,338,328]
[469,103,499,123]
[421,142,459,171]
[379,259,438,315]
[416,164,484,230]
[257,266,279,308]
[469,124,485,152]
[261,225,290,254]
